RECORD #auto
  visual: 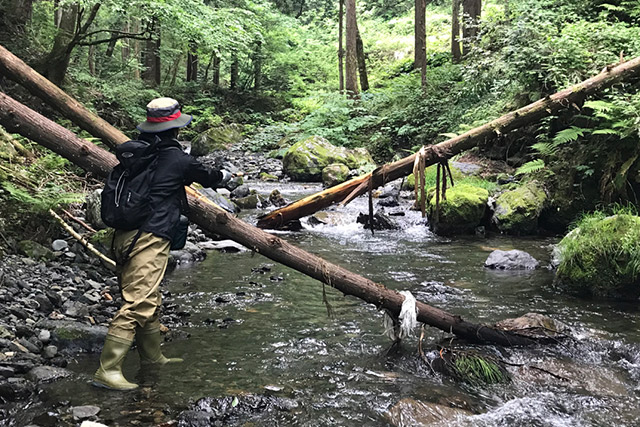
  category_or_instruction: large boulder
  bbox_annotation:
[282,136,374,181]
[427,184,488,235]
[492,181,546,234]
[554,214,640,299]
[191,124,243,157]
[322,163,350,187]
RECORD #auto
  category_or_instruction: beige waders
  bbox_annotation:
[93,229,181,390]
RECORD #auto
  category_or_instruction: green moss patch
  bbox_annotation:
[427,184,488,235]
[554,213,640,298]
[493,181,547,235]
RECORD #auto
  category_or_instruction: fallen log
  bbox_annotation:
[0,44,127,150]
[0,90,537,346]
[257,56,640,229]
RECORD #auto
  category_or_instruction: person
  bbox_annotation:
[93,97,231,390]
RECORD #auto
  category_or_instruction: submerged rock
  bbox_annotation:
[26,366,71,383]
[484,250,539,270]
[356,212,399,230]
[495,313,569,338]
[177,395,298,426]
[384,398,472,426]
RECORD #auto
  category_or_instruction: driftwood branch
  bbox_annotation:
[49,209,115,268]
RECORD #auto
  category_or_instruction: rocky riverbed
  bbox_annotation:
[0,145,285,426]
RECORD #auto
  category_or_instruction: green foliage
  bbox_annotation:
[450,352,509,386]
[1,182,84,213]
[556,210,640,297]
[515,159,546,176]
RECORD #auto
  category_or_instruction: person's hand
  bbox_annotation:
[220,169,233,185]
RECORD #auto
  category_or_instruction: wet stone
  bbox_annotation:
[484,249,539,270]
[43,345,58,359]
[0,366,15,378]
[38,329,51,344]
[51,240,68,252]
[72,405,101,420]
[27,365,71,383]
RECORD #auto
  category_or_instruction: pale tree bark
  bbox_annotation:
[451,0,462,62]
[0,91,541,347]
[338,0,345,93]
[345,0,358,97]
[257,56,640,228]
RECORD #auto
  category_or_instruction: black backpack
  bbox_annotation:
[101,137,160,230]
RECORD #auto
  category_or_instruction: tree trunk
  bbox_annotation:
[142,18,160,86]
[121,22,131,65]
[345,0,358,97]
[414,0,426,71]
[212,53,221,87]
[88,45,96,76]
[338,0,345,93]
[451,0,462,62]
[256,56,640,229]
[230,55,239,90]
[253,41,262,93]
[462,0,481,55]
[0,91,539,347]
[186,42,198,82]
[43,3,78,86]
[0,43,126,150]
[131,19,141,80]
[105,32,118,58]
[355,25,369,92]
[0,93,116,177]
[1,0,33,34]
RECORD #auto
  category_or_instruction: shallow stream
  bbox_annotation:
[28,182,640,426]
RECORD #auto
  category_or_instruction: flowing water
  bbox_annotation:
[28,183,640,426]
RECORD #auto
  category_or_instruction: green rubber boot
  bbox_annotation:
[136,328,183,365]
[93,335,138,390]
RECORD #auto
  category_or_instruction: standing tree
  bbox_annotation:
[338,0,345,93]
[187,41,199,82]
[345,0,358,97]
[414,0,426,70]
[230,55,239,90]
[451,0,462,61]
[253,41,262,93]
[462,0,481,55]
[142,19,161,86]
[355,26,369,92]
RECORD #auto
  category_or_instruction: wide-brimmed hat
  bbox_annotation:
[136,97,193,133]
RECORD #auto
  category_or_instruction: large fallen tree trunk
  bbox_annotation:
[257,56,640,229]
[0,91,537,346]
[0,44,127,150]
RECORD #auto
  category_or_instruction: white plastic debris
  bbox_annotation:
[382,291,418,341]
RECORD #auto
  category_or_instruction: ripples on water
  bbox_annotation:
[33,183,640,426]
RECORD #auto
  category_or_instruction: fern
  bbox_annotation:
[2,182,84,213]
[552,126,587,145]
[583,100,614,112]
[515,159,546,176]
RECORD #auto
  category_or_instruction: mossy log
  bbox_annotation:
[0,91,538,346]
[257,56,640,229]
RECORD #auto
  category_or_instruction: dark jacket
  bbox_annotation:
[139,133,223,242]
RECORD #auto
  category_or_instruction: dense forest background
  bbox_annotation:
[1,0,640,241]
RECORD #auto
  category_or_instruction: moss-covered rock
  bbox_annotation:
[259,172,278,182]
[554,214,640,299]
[17,240,55,261]
[89,228,114,254]
[322,163,350,187]
[191,123,243,157]
[282,136,375,181]
[492,181,546,234]
[427,184,488,235]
